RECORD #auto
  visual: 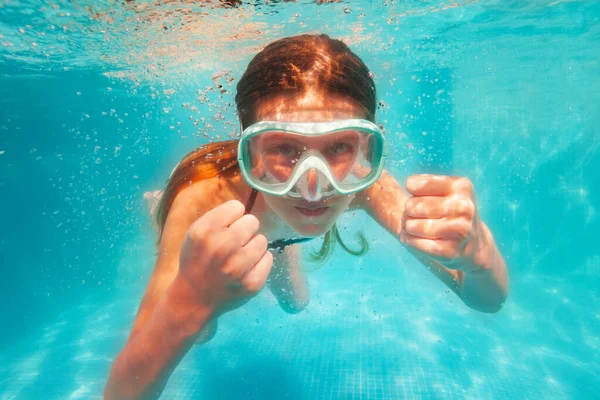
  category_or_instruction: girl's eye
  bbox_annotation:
[327,142,354,156]
[272,144,299,157]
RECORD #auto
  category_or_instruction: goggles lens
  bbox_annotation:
[238,120,385,198]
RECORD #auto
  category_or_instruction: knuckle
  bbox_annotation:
[221,265,235,279]
[244,278,263,294]
[254,234,268,250]
[404,219,417,235]
[224,199,244,212]
[226,269,241,282]
[260,250,274,269]
[406,175,426,192]
[222,262,242,281]
[264,250,274,269]
[187,224,207,244]
[404,198,416,214]
[457,177,474,193]
[464,200,475,218]
[457,198,475,218]
[244,214,260,232]
[212,241,230,261]
[455,220,472,239]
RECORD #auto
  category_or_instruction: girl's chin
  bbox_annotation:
[285,216,336,237]
[291,225,326,237]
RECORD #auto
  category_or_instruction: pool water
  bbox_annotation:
[1,0,599,399]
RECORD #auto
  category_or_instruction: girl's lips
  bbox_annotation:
[295,206,329,216]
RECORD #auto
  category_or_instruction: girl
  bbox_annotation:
[105,34,508,400]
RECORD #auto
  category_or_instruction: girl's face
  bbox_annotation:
[253,91,367,237]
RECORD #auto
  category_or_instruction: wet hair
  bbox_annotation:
[236,33,376,128]
[154,34,376,263]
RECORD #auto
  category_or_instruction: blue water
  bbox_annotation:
[1,0,599,399]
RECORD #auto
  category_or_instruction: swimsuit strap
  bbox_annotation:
[268,237,314,253]
[244,188,258,215]
[243,188,314,253]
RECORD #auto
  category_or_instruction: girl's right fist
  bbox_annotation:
[177,200,273,318]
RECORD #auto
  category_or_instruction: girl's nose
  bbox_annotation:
[306,169,321,201]
[300,168,323,202]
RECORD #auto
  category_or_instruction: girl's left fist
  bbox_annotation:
[400,174,489,272]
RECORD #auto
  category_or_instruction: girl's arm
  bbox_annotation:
[105,183,221,399]
[104,276,210,400]
[356,170,508,313]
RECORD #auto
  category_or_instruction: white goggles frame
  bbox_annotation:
[237,119,386,198]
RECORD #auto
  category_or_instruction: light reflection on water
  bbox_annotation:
[0,0,599,398]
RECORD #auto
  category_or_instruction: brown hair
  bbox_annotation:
[154,34,376,262]
[154,140,239,240]
[236,34,376,129]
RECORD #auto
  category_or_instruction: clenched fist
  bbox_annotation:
[401,174,490,273]
[177,200,274,319]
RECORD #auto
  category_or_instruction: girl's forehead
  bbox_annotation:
[255,91,366,122]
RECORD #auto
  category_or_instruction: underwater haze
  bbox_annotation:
[0,0,599,399]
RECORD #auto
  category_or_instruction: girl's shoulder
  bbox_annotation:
[168,175,282,237]
[171,173,249,216]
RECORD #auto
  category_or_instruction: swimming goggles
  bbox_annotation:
[237,119,386,201]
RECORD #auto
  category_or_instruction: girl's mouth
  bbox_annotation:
[295,206,329,216]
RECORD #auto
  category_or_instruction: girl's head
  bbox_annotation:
[155,34,374,261]
[235,34,377,237]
